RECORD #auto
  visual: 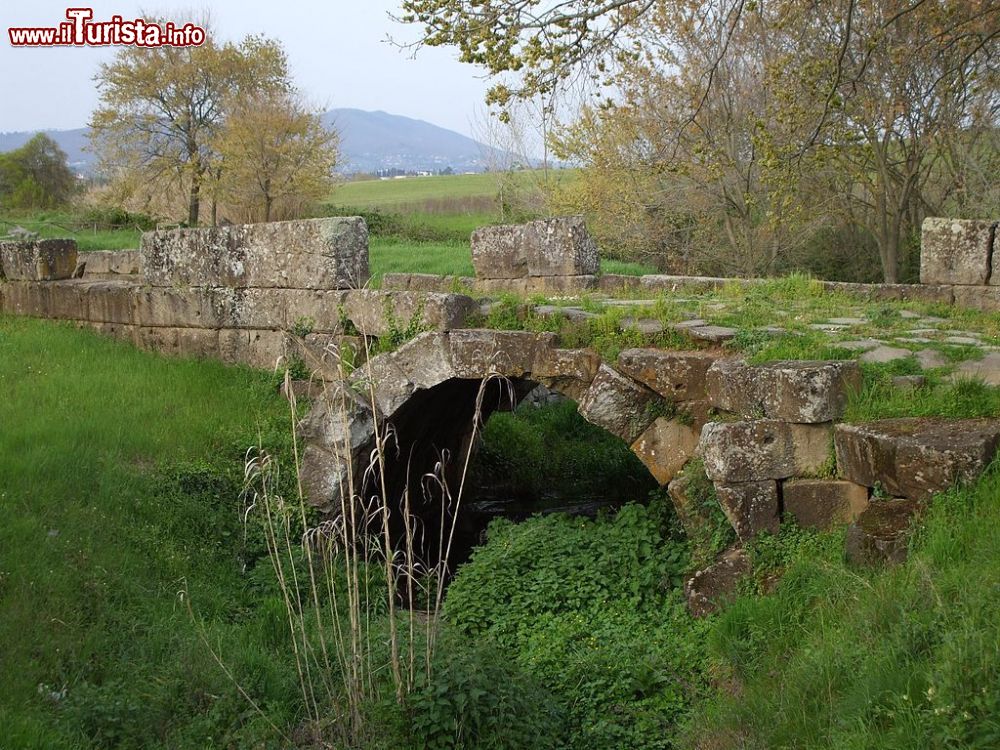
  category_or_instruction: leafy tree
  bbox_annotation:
[89,28,290,225]
[401,0,1000,282]
[0,133,77,210]
[213,92,338,222]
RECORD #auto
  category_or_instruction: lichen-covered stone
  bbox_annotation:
[835,418,1000,500]
[342,289,476,335]
[80,249,140,278]
[782,479,869,530]
[919,217,996,285]
[684,546,750,618]
[471,216,598,279]
[577,364,660,443]
[297,382,377,511]
[845,498,925,566]
[706,359,861,423]
[0,239,78,281]
[140,217,369,289]
[699,420,832,482]
[532,347,601,400]
[617,349,721,402]
[714,480,780,541]
[448,329,556,379]
[630,417,699,485]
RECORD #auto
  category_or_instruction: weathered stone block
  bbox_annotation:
[80,249,140,278]
[835,418,1000,500]
[83,281,138,325]
[845,498,925,566]
[699,420,832,483]
[45,281,89,320]
[706,359,861,423]
[140,217,369,289]
[448,329,556,379]
[0,239,78,281]
[782,479,869,530]
[715,480,780,541]
[630,417,699,485]
[919,217,996,285]
[532,347,601,401]
[617,349,721,402]
[471,216,598,279]
[577,364,660,443]
[684,546,750,618]
[952,285,1000,312]
[135,326,219,359]
[342,289,477,336]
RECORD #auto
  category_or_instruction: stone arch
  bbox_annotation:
[297,330,713,565]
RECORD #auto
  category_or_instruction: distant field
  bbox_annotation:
[329,169,577,212]
[1,213,141,252]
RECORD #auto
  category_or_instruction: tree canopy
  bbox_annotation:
[0,133,77,211]
[88,28,322,225]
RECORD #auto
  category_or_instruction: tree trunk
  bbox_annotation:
[188,176,200,226]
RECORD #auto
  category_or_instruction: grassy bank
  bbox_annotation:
[0,314,299,748]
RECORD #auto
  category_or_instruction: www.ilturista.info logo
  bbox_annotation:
[8,8,206,47]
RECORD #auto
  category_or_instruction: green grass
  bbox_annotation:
[329,170,575,212]
[682,464,1000,749]
[0,314,299,748]
[369,237,475,281]
[1,211,142,251]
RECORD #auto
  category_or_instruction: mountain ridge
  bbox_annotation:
[0,108,508,175]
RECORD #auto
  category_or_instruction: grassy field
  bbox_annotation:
[328,169,575,212]
[1,212,142,252]
[0,315,300,748]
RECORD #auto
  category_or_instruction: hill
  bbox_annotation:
[0,108,516,176]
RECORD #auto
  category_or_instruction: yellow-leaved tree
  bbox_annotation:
[213,92,338,223]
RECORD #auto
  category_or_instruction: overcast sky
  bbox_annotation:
[1,1,493,137]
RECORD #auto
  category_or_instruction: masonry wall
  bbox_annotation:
[0,218,477,370]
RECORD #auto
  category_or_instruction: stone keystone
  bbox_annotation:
[577,364,661,443]
[699,420,832,483]
[706,359,861,423]
[0,239,78,281]
[471,216,599,279]
[617,349,721,402]
[835,418,1000,500]
[919,217,996,286]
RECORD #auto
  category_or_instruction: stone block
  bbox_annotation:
[80,249,140,278]
[0,239,78,281]
[845,498,925,566]
[706,359,861,423]
[617,349,721,402]
[532,347,601,401]
[448,329,556,379]
[835,418,1000,500]
[140,217,369,289]
[715,480,780,541]
[342,289,477,336]
[782,479,869,530]
[699,420,832,483]
[471,216,598,279]
[919,217,996,285]
[630,417,700,485]
[952,285,1000,312]
[684,547,750,618]
[83,281,138,325]
[577,364,661,443]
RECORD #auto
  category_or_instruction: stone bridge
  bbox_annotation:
[3,214,999,615]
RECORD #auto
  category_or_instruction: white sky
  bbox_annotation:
[0,1,493,136]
